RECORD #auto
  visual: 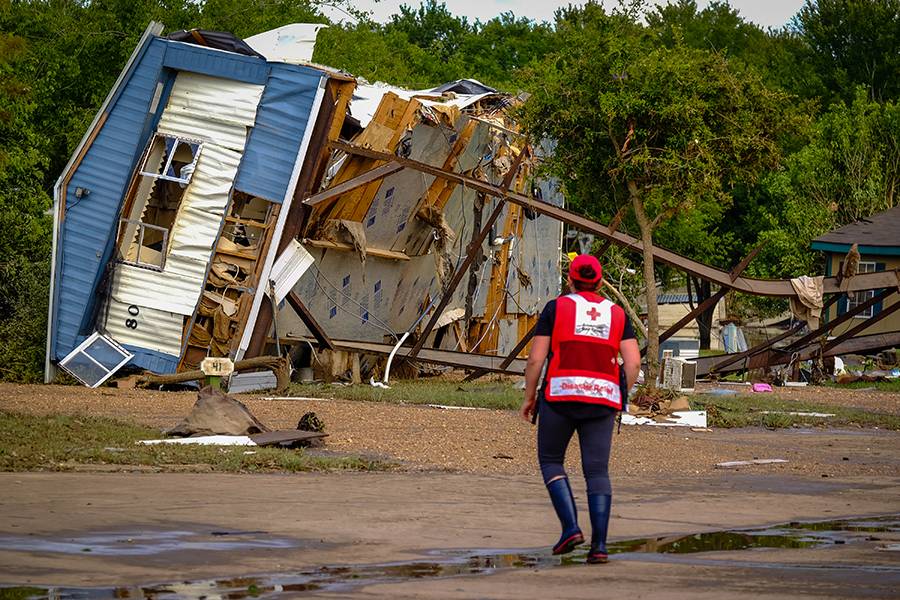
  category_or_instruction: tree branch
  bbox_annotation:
[602,278,646,341]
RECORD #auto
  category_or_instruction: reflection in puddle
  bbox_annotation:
[2,515,898,599]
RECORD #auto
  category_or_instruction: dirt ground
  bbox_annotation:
[1,383,898,478]
[1,382,899,598]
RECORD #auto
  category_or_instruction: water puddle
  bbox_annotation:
[0,530,298,557]
[2,515,898,599]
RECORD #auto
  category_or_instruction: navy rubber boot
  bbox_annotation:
[587,493,612,564]
[546,477,584,555]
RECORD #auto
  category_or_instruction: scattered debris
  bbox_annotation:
[621,411,707,428]
[167,386,269,437]
[44,21,900,389]
[139,435,256,446]
[715,459,788,469]
[249,430,326,447]
[760,411,836,418]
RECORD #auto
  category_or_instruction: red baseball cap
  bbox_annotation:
[569,254,602,283]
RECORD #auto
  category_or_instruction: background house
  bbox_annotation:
[811,205,900,336]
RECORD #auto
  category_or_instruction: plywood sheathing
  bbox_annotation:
[316,93,425,227]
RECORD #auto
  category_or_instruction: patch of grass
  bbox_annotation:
[698,349,726,357]
[286,380,522,410]
[0,412,390,473]
[821,379,900,393]
[690,394,900,430]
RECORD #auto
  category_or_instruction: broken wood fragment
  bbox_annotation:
[139,356,291,392]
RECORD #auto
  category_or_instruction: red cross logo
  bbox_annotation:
[587,306,601,321]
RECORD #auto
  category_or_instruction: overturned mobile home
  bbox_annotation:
[45,22,563,385]
[47,23,900,387]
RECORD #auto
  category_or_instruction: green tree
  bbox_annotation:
[522,3,790,382]
[794,0,900,102]
[752,88,900,280]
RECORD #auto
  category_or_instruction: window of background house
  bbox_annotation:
[846,261,877,317]
[117,134,202,270]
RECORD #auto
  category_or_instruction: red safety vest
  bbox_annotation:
[544,291,626,409]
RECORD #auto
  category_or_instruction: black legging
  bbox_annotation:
[537,395,616,496]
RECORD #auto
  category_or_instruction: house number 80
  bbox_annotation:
[126,305,139,329]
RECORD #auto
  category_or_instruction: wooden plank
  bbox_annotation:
[285,291,335,351]
[250,430,327,446]
[406,147,527,360]
[302,238,410,261]
[280,337,527,375]
[330,140,900,297]
[416,120,478,213]
[464,322,536,382]
[303,163,404,207]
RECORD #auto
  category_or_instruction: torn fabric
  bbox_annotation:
[790,275,824,329]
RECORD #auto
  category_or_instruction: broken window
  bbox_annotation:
[117,134,202,270]
[139,134,201,184]
[59,332,133,388]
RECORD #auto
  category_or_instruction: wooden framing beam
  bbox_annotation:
[302,163,403,207]
[463,323,537,383]
[330,140,900,297]
[285,291,334,351]
[302,238,410,261]
[405,147,527,361]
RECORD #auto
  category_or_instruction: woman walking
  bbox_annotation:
[520,254,641,563]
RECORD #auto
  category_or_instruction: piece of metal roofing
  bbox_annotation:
[244,23,327,64]
[162,39,269,85]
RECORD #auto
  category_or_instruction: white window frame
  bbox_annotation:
[118,218,168,271]
[138,134,202,185]
[59,332,133,388]
[846,261,877,318]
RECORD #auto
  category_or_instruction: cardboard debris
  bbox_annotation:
[621,410,708,428]
[249,430,327,447]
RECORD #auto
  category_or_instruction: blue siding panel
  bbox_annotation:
[53,38,169,361]
[162,40,269,85]
[234,64,324,202]
[125,346,180,374]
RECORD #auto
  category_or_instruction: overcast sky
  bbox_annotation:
[326,1,807,29]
